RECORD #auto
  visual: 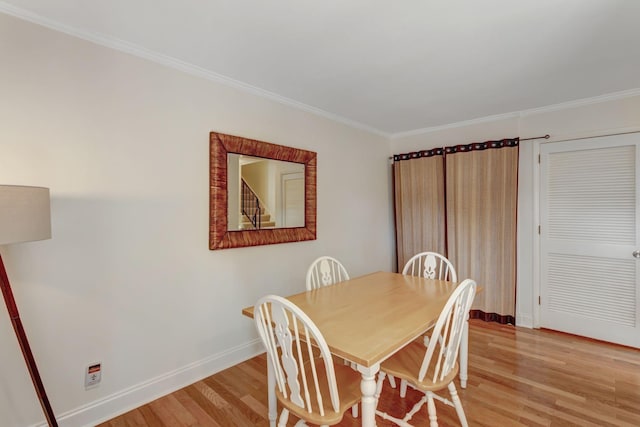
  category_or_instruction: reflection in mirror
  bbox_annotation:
[227,154,305,230]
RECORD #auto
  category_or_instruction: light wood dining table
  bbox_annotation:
[242,271,473,427]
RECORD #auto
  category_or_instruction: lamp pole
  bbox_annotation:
[0,254,58,426]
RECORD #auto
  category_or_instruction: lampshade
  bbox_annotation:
[0,185,51,245]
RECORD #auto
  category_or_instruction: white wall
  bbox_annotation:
[391,93,640,329]
[0,13,393,427]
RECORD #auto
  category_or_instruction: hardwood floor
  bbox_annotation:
[98,320,640,426]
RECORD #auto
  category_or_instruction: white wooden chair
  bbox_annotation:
[254,295,362,426]
[305,256,350,290]
[400,251,458,396]
[402,251,457,282]
[374,279,477,427]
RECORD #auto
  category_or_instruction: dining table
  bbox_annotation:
[241,271,473,427]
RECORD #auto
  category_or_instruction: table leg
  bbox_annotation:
[357,363,380,427]
[267,352,277,427]
[460,315,469,388]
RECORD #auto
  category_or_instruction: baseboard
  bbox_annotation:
[42,339,264,427]
[516,313,533,328]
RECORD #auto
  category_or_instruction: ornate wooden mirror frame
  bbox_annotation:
[209,131,317,250]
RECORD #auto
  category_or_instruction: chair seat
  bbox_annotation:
[276,357,362,425]
[381,340,459,392]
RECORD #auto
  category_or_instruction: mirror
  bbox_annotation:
[210,131,317,250]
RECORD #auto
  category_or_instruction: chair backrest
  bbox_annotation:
[418,279,476,384]
[254,295,340,416]
[402,251,457,282]
[305,256,350,290]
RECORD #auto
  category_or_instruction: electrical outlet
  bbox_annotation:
[85,362,101,389]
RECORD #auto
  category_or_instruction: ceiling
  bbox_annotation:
[2,0,640,136]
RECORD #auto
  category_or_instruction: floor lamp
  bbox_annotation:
[0,185,58,427]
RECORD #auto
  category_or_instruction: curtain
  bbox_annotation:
[445,141,518,323]
[393,139,519,324]
[393,149,446,271]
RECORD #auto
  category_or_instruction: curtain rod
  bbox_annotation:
[520,134,550,141]
[389,134,549,160]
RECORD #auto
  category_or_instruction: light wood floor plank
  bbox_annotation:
[173,389,223,427]
[136,406,164,427]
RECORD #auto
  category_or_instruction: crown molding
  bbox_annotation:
[391,88,640,139]
[518,87,640,117]
[0,3,389,139]
[390,112,521,140]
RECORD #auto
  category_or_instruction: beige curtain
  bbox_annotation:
[445,144,518,321]
[393,140,518,323]
[393,152,446,271]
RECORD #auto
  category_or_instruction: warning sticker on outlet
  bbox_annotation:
[85,362,102,389]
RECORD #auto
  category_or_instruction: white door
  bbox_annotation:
[281,172,304,227]
[540,133,640,348]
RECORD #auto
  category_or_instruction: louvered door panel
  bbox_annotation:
[547,254,635,327]
[547,145,635,244]
[540,134,640,348]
